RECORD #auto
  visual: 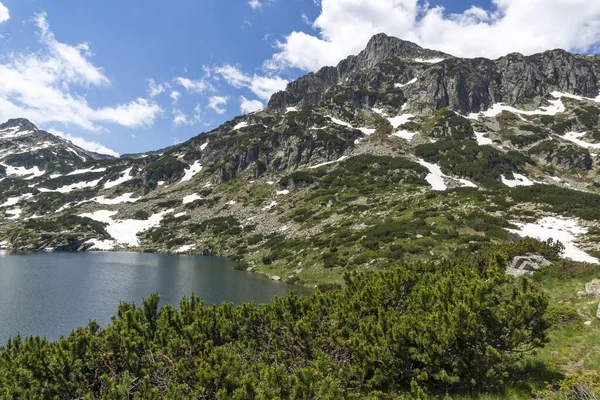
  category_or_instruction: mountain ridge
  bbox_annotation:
[1,33,600,288]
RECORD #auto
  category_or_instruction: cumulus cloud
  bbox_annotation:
[49,128,119,157]
[170,90,181,103]
[214,64,288,101]
[240,96,264,114]
[266,0,600,72]
[0,13,162,131]
[172,104,201,126]
[207,96,228,114]
[0,2,9,24]
[249,0,263,11]
[148,79,166,97]
[175,77,213,94]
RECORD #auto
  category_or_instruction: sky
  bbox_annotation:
[0,0,599,156]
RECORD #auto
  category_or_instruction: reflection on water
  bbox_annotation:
[0,252,304,344]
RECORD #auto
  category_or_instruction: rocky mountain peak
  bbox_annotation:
[0,118,39,133]
[356,33,452,69]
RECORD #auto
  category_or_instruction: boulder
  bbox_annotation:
[506,254,551,276]
[586,279,600,296]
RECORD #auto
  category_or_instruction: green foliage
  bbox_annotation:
[0,242,553,398]
[422,108,475,139]
[132,210,150,220]
[510,185,600,220]
[415,139,531,187]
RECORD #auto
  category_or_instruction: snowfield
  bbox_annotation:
[182,193,202,204]
[180,161,203,183]
[474,131,493,146]
[561,131,600,149]
[508,216,599,264]
[501,173,534,187]
[104,167,134,189]
[81,209,174,247]
[416,159,448,191]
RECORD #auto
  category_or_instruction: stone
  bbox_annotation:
[271,275,281,282]
[585,279,600,296]
[506,254,551,276]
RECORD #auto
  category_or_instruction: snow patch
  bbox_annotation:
[501,173,534,187]
[468,94,566,120]
[561,131,600,149]
[1,164,45,180]
[285,107,298,113]
[92,193,139,205]
[416,159,447,191]
[507,217,599,264]
[200,142,208,151]
[39,178,102,193]
[276,189,290,195]
[86,239,116,251]
[180,161,203,183]
[182,193,202,204]
[309,155,349,169]
[262,201,278,211]
[81,209,173,247]
[104,167,134,189]
[67,167,107,176]
[388,114,414,129]
[394,77,418,88]
[474,131,493,146]
[233,122,248,130]
[175,244,195,253]
[0,193,33,208]
[6,209,22,220]
[414,58,445,64]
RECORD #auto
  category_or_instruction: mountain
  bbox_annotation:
[2,33,600,286]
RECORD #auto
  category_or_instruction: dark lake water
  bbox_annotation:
[0,251,303,344]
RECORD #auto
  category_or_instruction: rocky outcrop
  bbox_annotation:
[586,279,600,296]
[269,34,600,116]
[506,254,551,276]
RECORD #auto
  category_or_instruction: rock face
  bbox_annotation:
[506,254,551,276]
[268,34,600,116]
[585,279,600,296]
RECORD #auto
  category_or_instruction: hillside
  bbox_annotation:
[2,33,600,287]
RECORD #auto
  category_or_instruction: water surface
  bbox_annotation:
[0,251,302,344]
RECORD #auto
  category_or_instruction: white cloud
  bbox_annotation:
[240,96,264,114]
[249,0,263,11]
[207,96,228,114]
[175,77,213,94]
[0,2,9,24]
[170,90,181,103]
[267,0,600,72]
[49,128,119,157]
[214,64,288,101]
[0,13,162,131]
[148,79,165,97]
[172,104,201,126]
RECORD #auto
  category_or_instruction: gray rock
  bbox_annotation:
[597,303,600,320]
[585,279,600,296]
[506,254,551,276]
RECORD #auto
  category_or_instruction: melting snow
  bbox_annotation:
[551,176,561,182]
[174,212,187,218]
[561,131,600,149]
[233,122,248,130]
[474,131,494,146]
[394,77,418,88]
[309,155,349,169]
[0,193,33,208]
[388,114,415,129]
[457,179,478,188]
[67,167,107,176]
[200,142,208,151]
[468,93,567,119]
[39,178,102,193]
[182,193,202,204]
[6,209,22,220]
[328,116,353,128]
[1,164,45,180]
[81,209,173,247]
[508,216,599,264]
[277,189,290,195]
[417,159,448,191]
[414,58,445,64]
[104,167,134,189]
[286,107,298,113]
[501,173,534,187]
[92,193,139,205]
[262,201,278,211]
[180,161,203,183]
[86,239,116,251]
[175,244,195,253]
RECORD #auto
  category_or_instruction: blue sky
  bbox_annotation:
[0,0,599,156]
